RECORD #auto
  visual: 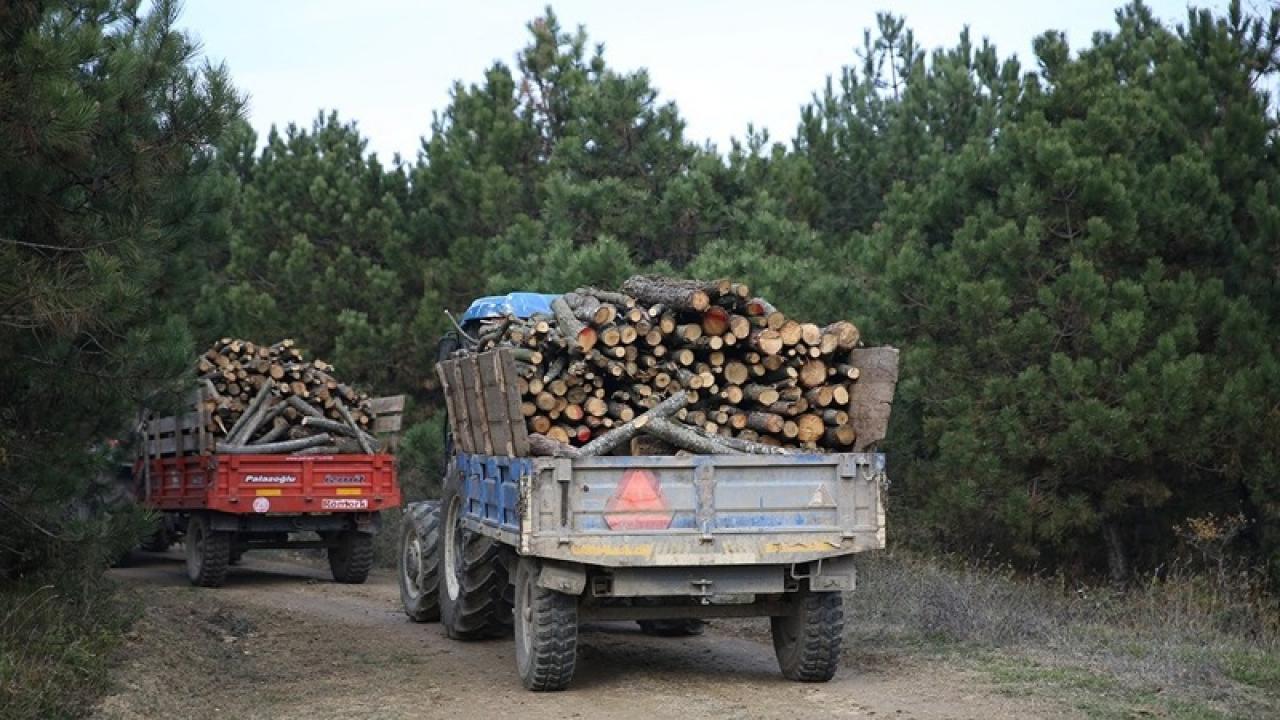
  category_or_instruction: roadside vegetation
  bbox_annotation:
[0,471,149,719]
[1,578,138,720]
[3,0,1278,717]
[851,549,1279,718]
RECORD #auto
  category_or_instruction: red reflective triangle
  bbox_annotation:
[604,469,672,530]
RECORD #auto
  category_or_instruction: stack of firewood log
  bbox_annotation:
[456,276,863,456]
[196,338,380,455]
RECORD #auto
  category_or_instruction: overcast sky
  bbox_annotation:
[179,0,1222,161]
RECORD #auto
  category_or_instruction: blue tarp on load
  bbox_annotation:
[460,292,559,324]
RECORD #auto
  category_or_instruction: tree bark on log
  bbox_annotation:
[661,419,794,455]
[251,417,290,445]
[528,433,582,458]
[744,383,780,406]
[642,418,743,455]
[229,396,279,446]
[336,398,375,453]
[286,395,324,418]
[291,444,343,456]
[300,416,378,446]
[226,379,274,444]
[218,433,332,455]
[620,275,711,312]
[574,286,636,308]
[733,409,784,434]
[552,296,597,353]
[823,423,857,447]
[577,391,689,457]
[745,297,777,316]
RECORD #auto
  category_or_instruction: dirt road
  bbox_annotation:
[95,553,1074,720]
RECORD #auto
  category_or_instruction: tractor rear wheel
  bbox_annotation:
[399,501,441,622]
[438,470,512,639]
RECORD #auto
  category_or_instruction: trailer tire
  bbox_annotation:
[399,501,441,622]
[514,557,578,691]
[771,589,844,682]
[328,531,374,584]
[637,619,706,636]
[185,514,231,588]
[439,471,513,639]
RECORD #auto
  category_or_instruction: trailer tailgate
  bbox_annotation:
[140,453,400,514]
[459,451,885,567]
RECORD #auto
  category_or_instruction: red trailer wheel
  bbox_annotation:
[328,531,374,584]
[185,514,231,588]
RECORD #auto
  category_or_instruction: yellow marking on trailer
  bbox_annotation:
[255,488,282,497]
[763,540,841,554]
[335,487,363,496]
[569,543,653,558]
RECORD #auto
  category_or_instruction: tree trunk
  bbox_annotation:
[576,391,689,457]
[620,275,712,312]
[218,433,333,455]
[642,418,743,454]
[528,433,581,458]
[1102,521,1130,586]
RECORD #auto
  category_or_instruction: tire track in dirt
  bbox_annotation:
[95,552,1076,720]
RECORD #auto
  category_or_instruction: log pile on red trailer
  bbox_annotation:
[134,338,404,588]
[195,338,383,455]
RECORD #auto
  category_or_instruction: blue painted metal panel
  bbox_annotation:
[460,292,559,323]
[457,452,528,537]
[456,450,885,541]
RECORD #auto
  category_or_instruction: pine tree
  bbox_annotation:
[210,113,435,392]
[857,1,1280,579]
[410,6,720,300]
[0,0,242,579]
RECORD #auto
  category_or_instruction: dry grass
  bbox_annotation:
[0,580,138,720]
[847,551,1280,718]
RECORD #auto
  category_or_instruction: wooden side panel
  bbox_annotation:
[436,365,461,451]
[368,395,406,414]
[145,396,205,458]
[848,346,899,452]
[478,354,514,456]
[497,350,530,457]
[460,356,494,455]
[438,351,531,458]
[368,394,406,451]
[448,361,475,453]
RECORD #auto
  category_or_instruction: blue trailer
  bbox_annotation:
[397,293,898,690]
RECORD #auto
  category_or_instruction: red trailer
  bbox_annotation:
[134,393,404,587]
